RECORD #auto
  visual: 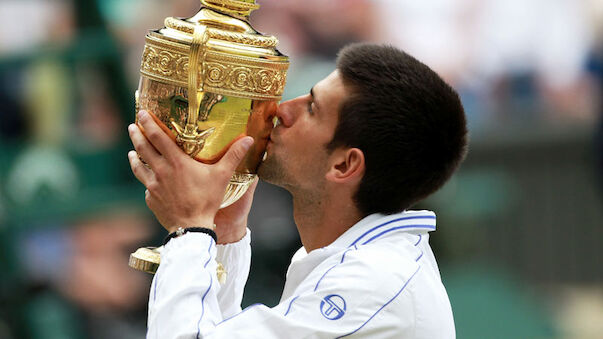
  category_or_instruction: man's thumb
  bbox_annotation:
[221,136,254,172]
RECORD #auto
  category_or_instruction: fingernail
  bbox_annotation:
[128,124,136,133]
[138,110,147,120]
[242,137,254,150]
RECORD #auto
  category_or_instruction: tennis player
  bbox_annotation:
[128,43,467,338]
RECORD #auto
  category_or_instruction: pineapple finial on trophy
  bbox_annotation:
[200,0,260,18]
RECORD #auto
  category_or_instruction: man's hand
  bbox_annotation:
[127,110,254,234]
[214,178,258,244]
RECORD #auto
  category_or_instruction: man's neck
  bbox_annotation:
[292,192,362,253]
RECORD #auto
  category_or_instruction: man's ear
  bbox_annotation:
[326,148,365,184]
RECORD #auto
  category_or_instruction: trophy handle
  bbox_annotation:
[173,25,212,158]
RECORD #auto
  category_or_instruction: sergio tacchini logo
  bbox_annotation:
[320,294,346,320]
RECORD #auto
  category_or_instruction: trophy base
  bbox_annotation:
[129,173,256,274]
[129,247,161,274]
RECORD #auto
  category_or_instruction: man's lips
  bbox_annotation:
[268,129,279,143]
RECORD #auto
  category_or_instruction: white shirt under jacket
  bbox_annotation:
[147,210,455,338]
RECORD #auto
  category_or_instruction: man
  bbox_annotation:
[128,43,467,338]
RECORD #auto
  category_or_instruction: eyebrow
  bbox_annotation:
[310,87,320,110]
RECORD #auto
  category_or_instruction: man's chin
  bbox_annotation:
[257,162,276,183]
[257,157,287,187]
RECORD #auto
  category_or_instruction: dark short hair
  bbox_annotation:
[328,43,468,216]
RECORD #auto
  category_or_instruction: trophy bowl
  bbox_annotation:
[129,0,289,274]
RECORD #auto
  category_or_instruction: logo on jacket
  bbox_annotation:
[320,294,346,320]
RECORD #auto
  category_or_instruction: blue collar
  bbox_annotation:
[331,210,437,249]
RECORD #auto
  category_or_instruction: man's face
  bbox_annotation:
[258,70,347,193]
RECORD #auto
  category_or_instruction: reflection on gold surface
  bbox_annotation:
[136,78,276,171]
[242,100,276,172]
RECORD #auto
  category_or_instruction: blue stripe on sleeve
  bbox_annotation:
[414,234,422,246]
[196,274,213,339]
[152,276,158,302]
[196,239,215,339]
[218,303,262,325]
[336,266,421,338]
[284,296,300,316]
[313,245,358,292]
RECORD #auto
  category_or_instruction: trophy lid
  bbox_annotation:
[140,0,289,101]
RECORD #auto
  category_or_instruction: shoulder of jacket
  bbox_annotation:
[333,243,421,288]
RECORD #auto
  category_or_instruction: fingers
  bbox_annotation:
[246,177,259,196]
[137,111,183,163]
[219,136,254,174]
[129,123,162,168]
[237,176,258,205]
[128,150,154,187]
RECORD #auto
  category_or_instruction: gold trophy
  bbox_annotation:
[128,0,289,274]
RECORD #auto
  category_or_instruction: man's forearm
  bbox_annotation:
[215,229,252,318]
[147,230,252,338]
[148,233,222,339]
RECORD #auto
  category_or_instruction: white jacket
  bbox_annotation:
[147,210,455,338]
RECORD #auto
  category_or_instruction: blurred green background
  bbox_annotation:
[1,0,602,338]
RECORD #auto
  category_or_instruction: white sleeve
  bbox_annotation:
[147,233,222,339]
[147,235,421,339]
[215,229,251,318]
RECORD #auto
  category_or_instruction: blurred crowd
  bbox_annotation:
[0,0,602,338]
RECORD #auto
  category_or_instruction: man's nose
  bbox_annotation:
[274,99,297,128]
